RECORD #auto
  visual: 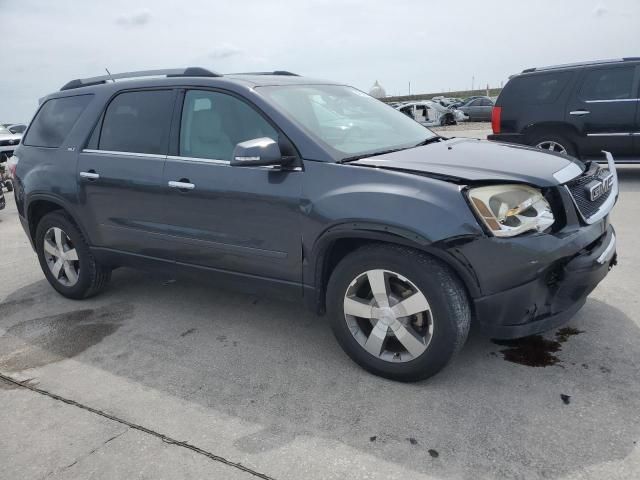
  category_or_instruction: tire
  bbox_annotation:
[326,244,471,382]
[529,132,576,157]
[4,180,13,192]
[35,211,111,299]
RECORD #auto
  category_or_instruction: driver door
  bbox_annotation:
[162,89,303,284]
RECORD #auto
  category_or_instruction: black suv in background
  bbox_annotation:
[12,68,618,381]
[489,58,640,162]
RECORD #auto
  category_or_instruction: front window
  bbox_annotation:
[258,85,435,160]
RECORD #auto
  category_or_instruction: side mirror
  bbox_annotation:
[230,137,284,167]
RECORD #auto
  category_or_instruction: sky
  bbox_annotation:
[1,0,639,122]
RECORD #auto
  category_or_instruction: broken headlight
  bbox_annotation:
[467,184,554,237]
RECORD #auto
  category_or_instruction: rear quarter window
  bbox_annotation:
[23,95,92,148]
[500,72,572,105]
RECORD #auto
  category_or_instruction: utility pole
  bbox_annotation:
[471,75,474,93]
[408,81,411,95]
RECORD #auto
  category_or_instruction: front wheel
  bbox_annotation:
[4,180,13,192]
[35,211,111,299]
[326,245,471,381]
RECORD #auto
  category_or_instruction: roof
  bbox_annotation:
[521,57,640,74]
[58,67,340,92]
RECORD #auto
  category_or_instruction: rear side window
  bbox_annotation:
[502,72,571,105]
[99,90,174,155]
[579,67,635,101]
[24,95,92,148]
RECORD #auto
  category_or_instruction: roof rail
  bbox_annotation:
[60,67,222,91]
[521,58,631,74]
[228,71,299,76]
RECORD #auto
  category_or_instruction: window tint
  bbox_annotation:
[24,95,92,148]
[99,90,174,154]
[180,90,278,161]
[580,67,635,100]
[502,72,571,105]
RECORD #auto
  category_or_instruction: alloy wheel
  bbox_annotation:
[43,227,80,287]
[343,269,433,362]
[535,140,567,155]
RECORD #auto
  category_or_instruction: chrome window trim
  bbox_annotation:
[82,149,166,159]
[553,162,583,184]
[565,151,618,225]
[166,154,302,171]
[167,155,230,165]
[585,98,640,103]
[586,132,632,137]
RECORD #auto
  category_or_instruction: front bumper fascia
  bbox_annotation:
[472,224,616,339]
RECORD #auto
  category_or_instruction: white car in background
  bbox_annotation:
[396,100,467,126]
[0,124,23,162]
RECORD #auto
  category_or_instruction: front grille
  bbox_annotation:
[566,163,613,220]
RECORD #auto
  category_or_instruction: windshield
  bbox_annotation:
[258,85,436,160]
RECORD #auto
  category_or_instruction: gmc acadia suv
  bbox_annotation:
[489,57,640,162]
[12,68,618,381]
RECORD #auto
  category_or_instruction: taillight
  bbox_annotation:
[491,106,502,134]
[7,155,18,178]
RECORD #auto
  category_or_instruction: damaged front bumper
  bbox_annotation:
[471,222,616,339]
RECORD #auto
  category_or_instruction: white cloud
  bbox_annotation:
[593,3,608,16]
[115,8,151,27]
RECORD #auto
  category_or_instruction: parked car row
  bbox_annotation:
[0,124,24,162]
[489,57,640,163]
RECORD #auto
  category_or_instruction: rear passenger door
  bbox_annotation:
[566,65,639,160]
[162,89,303,284]
[77,89,176,257]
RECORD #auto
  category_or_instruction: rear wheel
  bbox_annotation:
[35,211,111,299]
[530,133,576,157]
[326,244,470,381]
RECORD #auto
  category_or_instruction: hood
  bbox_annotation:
[349,138,585,187]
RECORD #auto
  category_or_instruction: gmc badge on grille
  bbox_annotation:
[586,173,614,201]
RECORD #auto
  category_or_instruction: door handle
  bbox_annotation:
[168,180,195,190]
[569,110,590,116]
[80,171,100,180]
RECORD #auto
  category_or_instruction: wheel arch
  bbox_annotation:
[305,222,481,314]
[26,195,89,246]
[522,122,581,145]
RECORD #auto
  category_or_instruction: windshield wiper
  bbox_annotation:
[414,135,443,147]
[338,147,409,164]
[338,136,443,164]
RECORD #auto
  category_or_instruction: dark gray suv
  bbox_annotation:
[12,68,618,381]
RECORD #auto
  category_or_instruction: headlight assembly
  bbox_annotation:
[467,184,554,237]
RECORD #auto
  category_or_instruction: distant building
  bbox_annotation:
[369,80,386,99]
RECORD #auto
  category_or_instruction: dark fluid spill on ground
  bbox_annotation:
[0,303,134,372]
[492,327,584,367]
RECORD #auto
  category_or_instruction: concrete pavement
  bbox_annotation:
[1,167,639,479]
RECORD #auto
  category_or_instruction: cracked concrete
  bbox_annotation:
[1,168,639,479]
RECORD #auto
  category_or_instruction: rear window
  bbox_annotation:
[98,90,174,155]
[501,72,572,105]
[23,95,92,148]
